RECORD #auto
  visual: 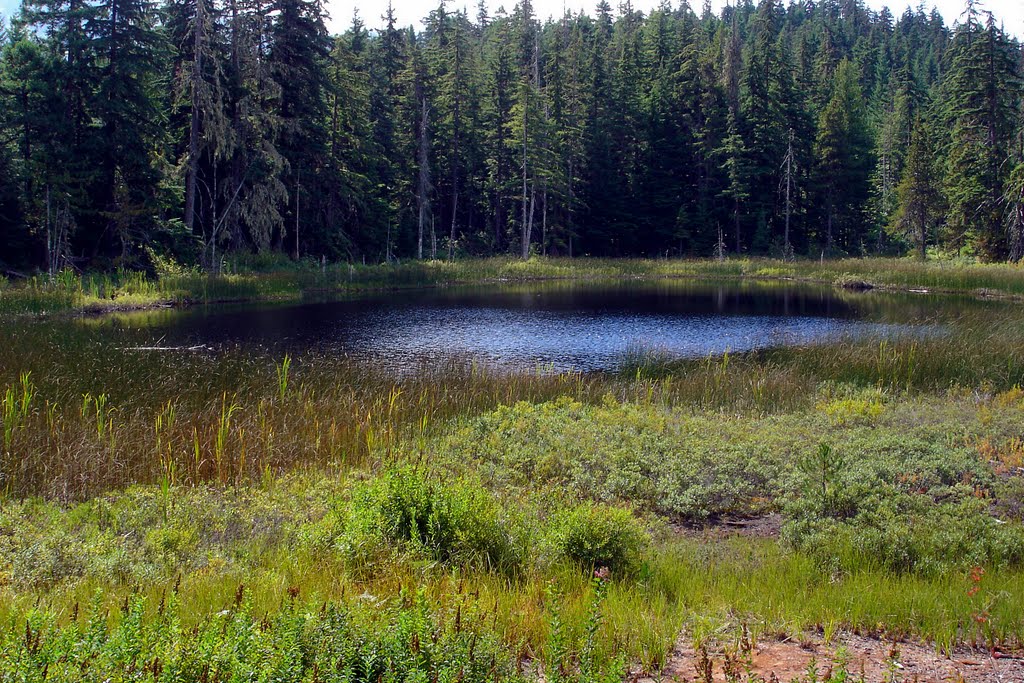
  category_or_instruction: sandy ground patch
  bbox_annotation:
[635,633,1023,683]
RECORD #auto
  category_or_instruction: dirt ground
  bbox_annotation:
[635,632,1024,683]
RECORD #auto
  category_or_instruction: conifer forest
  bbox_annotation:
[0,0,1022,271]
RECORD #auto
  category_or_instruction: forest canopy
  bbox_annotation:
[0,0,1022,271]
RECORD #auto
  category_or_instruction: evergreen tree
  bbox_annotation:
[811,58,873,254]
[891,116,943,259]
[940,5,1020,258]
[0,0,1021,267]
[271,0,330,257]
[91,0,165,262]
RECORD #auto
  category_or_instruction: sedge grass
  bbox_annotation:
[3,304,1024,497]
[3,269,1024,674]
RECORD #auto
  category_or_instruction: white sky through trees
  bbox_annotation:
[0,0,1019,54]
[320,0,1021,37]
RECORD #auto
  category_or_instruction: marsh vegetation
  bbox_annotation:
[2,263,1024,681]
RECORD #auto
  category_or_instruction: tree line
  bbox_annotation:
[1,0,1023,272]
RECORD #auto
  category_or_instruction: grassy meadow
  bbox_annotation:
[2,258,1024,681]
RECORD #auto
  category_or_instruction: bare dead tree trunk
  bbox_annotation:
[521,86,529,260]
[541,188,547,256]
[416,97,430,260]
[1011,182,1024,261]
[183,0,206,236]
[783,130,793,259]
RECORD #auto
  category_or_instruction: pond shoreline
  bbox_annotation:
[10,256,1024,319]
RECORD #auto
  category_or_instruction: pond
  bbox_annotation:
[71,279,953,372]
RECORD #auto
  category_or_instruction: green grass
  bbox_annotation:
[0,470,1020,673]
[2,388,1023,661]
[3,264,1024,677]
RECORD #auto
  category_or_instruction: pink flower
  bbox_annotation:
[593,566,611,580]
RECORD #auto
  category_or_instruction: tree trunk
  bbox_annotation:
[449,188,457,260]
[416,97,430,260]
[541,188,547,256]
[784,131,792,258]
[294,169,300,260]
[733,200,740,255]
[521,89,529,260]
[184,0,205,235]
[918,204,926,261]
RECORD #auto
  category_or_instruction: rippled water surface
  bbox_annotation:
[85,280,950,371]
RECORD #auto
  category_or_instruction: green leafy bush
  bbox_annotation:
[338,468,525,573]
[783,494,1024,575]
[441,398,786,521]
[782,436,1024,575]
[547,502,648,574]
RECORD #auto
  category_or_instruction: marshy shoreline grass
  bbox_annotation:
[6,255,1024,316]
[3,263,1024,681]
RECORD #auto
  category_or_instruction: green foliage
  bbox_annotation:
[544,572,626,683]
[443,397,791,520]
[797,443,846,516]
[1,0,1021,266]
[0,589,523,683]
[547,503,648,575]
[337,469,525,573]
[783,432,1024,575]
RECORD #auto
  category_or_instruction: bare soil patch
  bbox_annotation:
[636,633,1024,683]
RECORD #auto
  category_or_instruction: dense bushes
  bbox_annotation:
[0,469,652,592]
[322,469,651,577]
[440,393,1024,577]
[440,397,786,521]
[781,426,1024,575]
[783,496,1024,576]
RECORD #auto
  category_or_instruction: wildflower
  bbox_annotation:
[593,566,610,581]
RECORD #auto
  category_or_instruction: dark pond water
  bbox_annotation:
[84,280,947,372]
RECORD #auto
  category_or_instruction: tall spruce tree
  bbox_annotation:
[812,59,873,254]
[271,0,330,258]
[891,115,944,259]
[940,4,1020,258]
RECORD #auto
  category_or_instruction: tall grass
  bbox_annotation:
[3,303,1024,497]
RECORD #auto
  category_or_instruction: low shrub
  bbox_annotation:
[547,502,648,575]
[783,495,1024,575]
[338,468,525,573]
[833,273,875,290]
[783,436,1024,575]
[442,399,786,521]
